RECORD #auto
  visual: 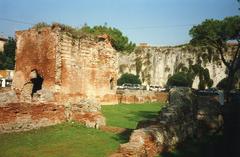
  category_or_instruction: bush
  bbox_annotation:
[217,77,238,90]
[167,72,193,87]
[117,73,141,85]
[216,78,228,90]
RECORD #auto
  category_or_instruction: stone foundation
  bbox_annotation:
[0,102,65,133]
[0,91,105,134]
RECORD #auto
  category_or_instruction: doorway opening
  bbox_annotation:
[30,69,44,97]
[110,78,114,90]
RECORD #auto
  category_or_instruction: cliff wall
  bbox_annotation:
[119,45,234,88]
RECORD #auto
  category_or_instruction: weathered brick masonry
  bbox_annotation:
[13,26,118,103]
[0,26,114,133]
[0,101,105,133]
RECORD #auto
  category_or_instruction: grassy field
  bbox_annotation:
[0,123,122,157]
[0,102,163,157]
[102,102,163,129]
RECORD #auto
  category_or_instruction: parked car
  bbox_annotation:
[132,84,141,90]
[120,83,133,90]
[159,88,167,92]
[149,85,160,91]
[149,85,166,92]
[117,85,125,90]
[117,83,143,90]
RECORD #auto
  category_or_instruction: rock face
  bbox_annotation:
[196,96,223,135]
[13,26,118,103]
[118,46,234,88]
[112,87,223,157]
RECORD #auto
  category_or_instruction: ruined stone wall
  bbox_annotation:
[0,100,105,133]
[100,90,168,105]
[12,27,118,103]
[0,27,118,133]
[13,27,58,91]
[117,90,168,104]
[0,89,106,133]
[0,102,66,133]
[119,45,234,88]
[58,33,118,100]
[112,87,223,157]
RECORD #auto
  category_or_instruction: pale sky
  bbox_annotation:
[0,0,239,46]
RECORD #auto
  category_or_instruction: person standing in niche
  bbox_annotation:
[29,69,44,97]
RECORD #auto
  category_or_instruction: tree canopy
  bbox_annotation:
[167,72,192,87]
[167,64,213,89]
[81,25,136,53]
[0,37,16,70]
[189,16,240,97]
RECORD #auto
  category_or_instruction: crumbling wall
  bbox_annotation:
[0,96,105,133]
[118,90,167,104]
[59,33,118,100]
[0,102,66,133]
[12,27,118,104]
[13,27,58,91]
[0,27,114,133]
[111,87,223,157]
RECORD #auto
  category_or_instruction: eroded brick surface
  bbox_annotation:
[0,103,66,133]
[13,27,118,104]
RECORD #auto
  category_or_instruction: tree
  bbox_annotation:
[217,76,239,90]
[172,62,213,89]
[81,25,136,53]
[166,72,193,87]
[0,37,16,69]
[117,73,141,85]
[190,64,213,90]
[189,16,240,101]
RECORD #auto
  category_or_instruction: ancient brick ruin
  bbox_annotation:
[13,26,118,103]
[0,26,119,133]
[0,26,168,133]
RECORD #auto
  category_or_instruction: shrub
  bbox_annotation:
[217,77,238,90]
[117,73,141,85]
[167,72,193,87]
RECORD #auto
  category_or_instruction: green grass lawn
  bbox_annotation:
[0,102,163,157]
[102,102,163,129]
[0,123,122,157]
